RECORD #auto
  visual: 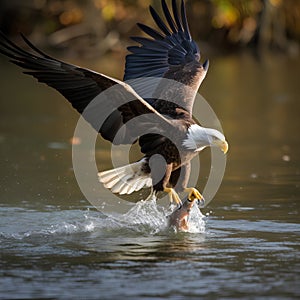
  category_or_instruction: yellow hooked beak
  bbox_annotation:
[215,140,229,154]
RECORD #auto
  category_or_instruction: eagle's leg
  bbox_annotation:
[169,162,204,205]
[162,163,182,207]
[164,187,182,206]
[150,157,182,207]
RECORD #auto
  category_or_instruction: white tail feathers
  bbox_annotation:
[98,159,152,195]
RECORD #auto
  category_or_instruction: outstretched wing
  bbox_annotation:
[124,0,209,113]
[0,32,171,144]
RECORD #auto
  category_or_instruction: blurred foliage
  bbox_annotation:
[0,0,299,58]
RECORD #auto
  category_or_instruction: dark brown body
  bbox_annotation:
[139,112,198,195]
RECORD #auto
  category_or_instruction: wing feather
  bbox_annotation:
[180,0,192,40]
[172,0,183,32]
[136,23,165,40]
[124,0,208,113]
[149,6,172,36]
[162,0,178,33]
[0,32,171,144]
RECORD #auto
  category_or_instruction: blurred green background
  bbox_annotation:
[1,0,299,61]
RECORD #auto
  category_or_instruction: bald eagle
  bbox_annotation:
[0,0,228,206]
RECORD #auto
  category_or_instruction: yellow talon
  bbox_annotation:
[164,187,182,206]
[184,187,204,201]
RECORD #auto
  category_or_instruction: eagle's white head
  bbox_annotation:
[183,124,228,153]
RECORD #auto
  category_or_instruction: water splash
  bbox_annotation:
[117,198,168,234]
[0,198,206,241]
[105,196,206,234]
[184,204,206,233]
